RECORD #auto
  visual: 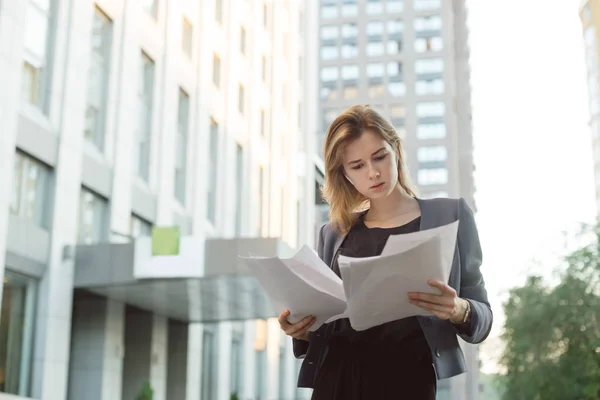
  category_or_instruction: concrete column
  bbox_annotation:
[101,300,125,400]
[150,315,168,400]
[30,0,97,396]
[216,322,232,400]
[0,0,27,308]
[185,323,202,400]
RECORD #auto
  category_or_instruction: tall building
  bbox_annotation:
[314,0,480,398]
[580,0,600,216]
[0,0,316,399]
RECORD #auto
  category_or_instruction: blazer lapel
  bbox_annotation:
[415,197,434,231]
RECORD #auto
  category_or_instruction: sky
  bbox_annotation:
[466,0,597,373]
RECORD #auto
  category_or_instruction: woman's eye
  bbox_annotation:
[375,154,387,161]
[351,164,363,170]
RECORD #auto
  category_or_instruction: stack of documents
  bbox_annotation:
[240,220,459,331]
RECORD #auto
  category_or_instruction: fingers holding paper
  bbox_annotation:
[278,309,316,341]
[407,280,467,322]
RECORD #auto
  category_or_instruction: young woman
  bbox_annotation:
[277,105,492,399]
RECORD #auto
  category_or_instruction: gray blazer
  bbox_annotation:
[292,197,493,388]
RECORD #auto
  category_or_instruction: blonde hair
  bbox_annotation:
[321,105,417,235]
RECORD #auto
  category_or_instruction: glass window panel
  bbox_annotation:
[387,20,404,34]
[418,168,448,185]
[417,123,446,139]
[387,40,402,55]
[343,85,358,99]
[341,44,358,58]
[213,54,221,87]
[321,25,339,40]
[416,78,444,95]
[415,36,443,52]
[321,46,338,60]
[417,102,445,117]
[366,42,385,56]
[0,271,37,396]
[24,5,49,63]
[418,146,447,162]
[414,0,441,11]
[415,58,444,74]
[321,66,338,81]
[388,82,406,96]
[368,83,385,97]
[387,0,403,12]
[366,21,384,35]
[341,3,358,16]
[366,63,385,77]
[342,23,358,38]
[341,65,359,80]
[414,16,442,32]
[366,0,383,14]
[78,188,107,244]
[321,5,338,19]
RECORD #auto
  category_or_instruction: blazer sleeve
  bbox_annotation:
[453,198,493,344]
[292,224,326,358]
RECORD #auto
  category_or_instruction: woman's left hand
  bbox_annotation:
[407,280,468,323]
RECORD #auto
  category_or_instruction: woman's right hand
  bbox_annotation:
[278,309,316,342]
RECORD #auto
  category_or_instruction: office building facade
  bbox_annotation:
[0,0,318,399]
[314,0,480,399]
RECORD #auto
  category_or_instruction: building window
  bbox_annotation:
[341,0,358,16]
[84,7,112,152]
[321,25,339,42]
[130,214,152,237]
[341,65,359,81]
[235,144,244,235]
[367,21,384,38]
[320,46,338,60]
[390,104,406,126]
[22,0,53,111]
[417,122,446,139]
[367,42,385,56]
[261,55,267,82]
[201,330,216,400]
[367,0,384,14]
[0,271,36,397]
[207,118,219,224]
[136,52,155,182]
[321,67,339,100]
[415,58,444,75]
[255,348,267,399]
[321,1,338,19]
[387,0,403,12]
[344,85,358,99]
[418,168,448,185]
[417,102,445,118]
[260,109,266,137]
[240,26,246,55]
[78,187,108,244]
[416,78,444,95]
[415,36,443,52]
[143,0,158,17]
[215,0,222,23]
[11,151,50,228]
[414,0,441,11]
[418,146,447,163]
[414,15,442,33]
[238,84,245,114]
[182,18,193,56]
[341,43,359,59]
[369,83,385,97]
[367,63,385,80]
[213,54,221,87]
[175,89,189,204]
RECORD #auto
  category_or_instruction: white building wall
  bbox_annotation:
[1,0,316,399]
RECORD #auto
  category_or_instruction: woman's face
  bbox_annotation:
[342,130,399,200]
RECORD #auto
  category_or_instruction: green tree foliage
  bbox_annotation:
[501,226,600,399]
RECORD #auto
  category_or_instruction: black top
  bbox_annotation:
[329,216,427,344]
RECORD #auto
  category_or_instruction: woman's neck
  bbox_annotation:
[366,185,417,222]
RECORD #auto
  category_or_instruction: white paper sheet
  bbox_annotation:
[240,245,346,331]
[239,220,459,332]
